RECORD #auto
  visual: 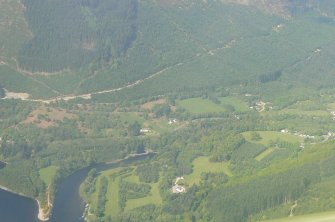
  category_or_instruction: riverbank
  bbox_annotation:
[0,184,45,221]
[0,184,47,221]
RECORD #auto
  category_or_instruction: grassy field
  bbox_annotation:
[185,156,232,185]
[146,118,184,134]
[125,177,162,211]
[124,173,140,184]
[39,166,58,185]
[219,97,250,112]
[260,211,335,222]
[177,98,226,114]
[327,103,335,110]
[243,131,303,146]
[86,166,163,218]
[105,170,122,218]
[115,112,145,124]
[268,109,330,118]
[88,168,123,219]
[177,97,248,114]
[255,148,276,161]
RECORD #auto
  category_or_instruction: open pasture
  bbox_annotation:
[177,97,248,114]
[243,131,303,146]
[185,156,232,185]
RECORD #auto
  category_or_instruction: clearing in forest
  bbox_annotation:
[125,174,162,211]
[24,107,77,128]
[185,156,232,185]
[177,97,248,114]
[242,131,303,146]
[39,166,59,185]
[141,98,167,110]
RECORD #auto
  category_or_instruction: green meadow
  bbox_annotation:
[177,97,248,114]
[177,98,226,114]
[85,166,162,220]
[243,131,303,146]
[125,174,162,211]
[39,166,58,185]
[185,156,232,185]
[219,97,250,112]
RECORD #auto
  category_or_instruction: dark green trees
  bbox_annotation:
[127,121,141,136]
[19,0,138,72]
[0,85,4,98]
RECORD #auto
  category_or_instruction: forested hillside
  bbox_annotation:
[1,1,335,221]
[18,0,137,72]
[0,0,334,101]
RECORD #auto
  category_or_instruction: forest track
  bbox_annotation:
[8,61,185,104]
[3,25,243,104]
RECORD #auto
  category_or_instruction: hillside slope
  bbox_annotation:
[0,0,335,102]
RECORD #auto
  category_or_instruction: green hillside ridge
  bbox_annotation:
[19,0,138,73]
[1,1,335,221]
[1,0,335,101]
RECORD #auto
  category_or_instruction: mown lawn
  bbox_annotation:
[125,179,162,211]
[105,172,122,217]
[88,168,124,218]
[86,166,163,218]
[185,156,232,185]
[177,98,226,114]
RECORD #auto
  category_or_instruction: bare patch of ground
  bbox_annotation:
[3,89,30,100]
[23,107,77,128]
[141,98,167,110]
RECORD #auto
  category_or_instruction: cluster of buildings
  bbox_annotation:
[281,129,315,139]
[168,119,178,125]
